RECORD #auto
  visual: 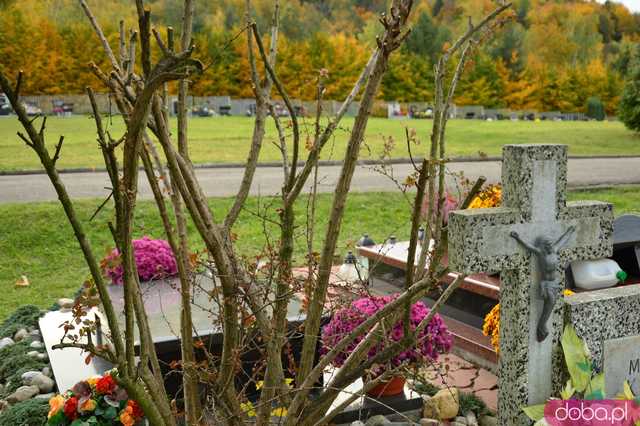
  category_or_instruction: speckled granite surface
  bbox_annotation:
[448,144,614,425]
[565,285,640,382]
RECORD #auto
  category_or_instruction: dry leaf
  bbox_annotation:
[15,275,30,287]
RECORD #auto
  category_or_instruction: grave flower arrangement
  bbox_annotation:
[46,372,144,426]
[101,236,178,285]
[420,183,502,225]
[467,183,501,209]
[321,295,452,376]
[482,289,574,354]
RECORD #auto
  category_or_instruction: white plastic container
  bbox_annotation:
[571,258,623,291]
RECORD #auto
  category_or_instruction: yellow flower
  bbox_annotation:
[86,377,100,387]
[79,398,97,412]
[48,395,65,419]
[240,401,256,417]
[469,184,502,209]
[271,407,288,417]
[563,289,575,296]
[255,381,264,390]
[482,304,500,354]
[284,378,294,388]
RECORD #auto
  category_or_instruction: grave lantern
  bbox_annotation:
[355,234,376,279]
[337,251,360,283]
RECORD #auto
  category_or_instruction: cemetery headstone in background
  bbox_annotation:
[448,144,613,425]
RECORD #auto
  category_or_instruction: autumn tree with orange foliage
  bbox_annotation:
[0,0,637,114]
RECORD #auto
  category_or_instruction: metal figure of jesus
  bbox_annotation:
[510,225,576,342]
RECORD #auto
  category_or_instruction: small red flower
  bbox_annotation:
[63,396,79,420]
[95,374,116,394]
[127,400,144,419]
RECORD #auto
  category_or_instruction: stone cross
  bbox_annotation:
[448,145,613,425]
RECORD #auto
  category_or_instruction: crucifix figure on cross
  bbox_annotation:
[510,225,575,342]
[448,144,613,425]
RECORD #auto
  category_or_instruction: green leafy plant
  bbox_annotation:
[586,97,605,121]
[0,398,49,426]
[619,57,640,132]
[0,305,42,338]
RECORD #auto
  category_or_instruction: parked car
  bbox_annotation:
[410,106,433,119]
[23,101,42,116]
[0,93,10,116]
[271,104,290,117]
[52,100,74,116]
[192,104,216,117]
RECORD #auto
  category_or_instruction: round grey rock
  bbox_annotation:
[0,337,15,350]
[351,421,366,426]
[26,350,40,358]
[57,298,74,309]
[419,419,439,426]
[13,329,28,342]
[35,392,55,400]
[365,415,391,426]
[478,416,497,426]
[41,366,52,377]
[29,340,44,349]
[29,329,42,339]
[21,371,42,385]
[454,416,468,425]
[465,411,478,426]
[30,374,55,393]
[6,385,39,403]
[37,353,49,361]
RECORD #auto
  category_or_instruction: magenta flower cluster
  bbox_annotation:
[321,295,452,371]
[102,236,178,285]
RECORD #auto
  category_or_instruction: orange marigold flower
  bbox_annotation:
[127,400,144,419]
[120,411,136,426]
[48,395,65,419]
[79,398,97,412]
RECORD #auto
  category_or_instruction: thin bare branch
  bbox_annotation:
[287,49,380,204]
[119,20,127,68]
[14,70,23,97]
[224,0,279,230]
[251,22,299,190]
[152,28,170,56]
[52,136,64,165]
[78,0,122,75]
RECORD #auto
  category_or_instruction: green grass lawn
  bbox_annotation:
[0,116,638,171]
[1,187,639,321]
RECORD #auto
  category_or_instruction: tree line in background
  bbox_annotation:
[1,0,639,115]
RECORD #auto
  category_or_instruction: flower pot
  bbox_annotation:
[365,376,406,398]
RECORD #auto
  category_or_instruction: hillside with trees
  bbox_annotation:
[1,0,639,114]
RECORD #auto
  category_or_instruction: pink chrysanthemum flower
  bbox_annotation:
[101,237,178,285]
[320,294,452,374]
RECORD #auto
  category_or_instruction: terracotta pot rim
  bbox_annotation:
[364,375,406,397]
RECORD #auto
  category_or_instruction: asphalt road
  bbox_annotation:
[0,157,639,204]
